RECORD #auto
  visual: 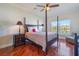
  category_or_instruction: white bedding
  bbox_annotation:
[25,32,57,51]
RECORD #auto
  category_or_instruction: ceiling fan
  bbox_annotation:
[34,3,59,11]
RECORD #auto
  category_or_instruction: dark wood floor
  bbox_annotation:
[0,39,74,56]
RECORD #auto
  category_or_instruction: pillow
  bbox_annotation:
[28,27,38,32]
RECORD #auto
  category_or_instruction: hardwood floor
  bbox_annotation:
[47,39,74,56]
[0,39,74,56]
[0,43,45,56]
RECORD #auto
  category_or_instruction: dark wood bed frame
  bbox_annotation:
[23,17,58,55]
[13,15,58,55]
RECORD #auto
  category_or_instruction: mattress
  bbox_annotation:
[25,32,57,51]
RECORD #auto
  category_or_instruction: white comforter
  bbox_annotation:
[25,32,57,51]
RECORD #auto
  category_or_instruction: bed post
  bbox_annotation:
[23,17,26,34]
[57,16,59,55]
[45,4,48,55]
[74,33,78,56]
[37,20,39,30]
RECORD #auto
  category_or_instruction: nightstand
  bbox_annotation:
[13,34,26,47]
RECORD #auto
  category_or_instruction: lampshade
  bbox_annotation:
[16,21,23,34]
[16,21,23,25]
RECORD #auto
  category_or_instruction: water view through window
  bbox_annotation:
[51,19,71,36]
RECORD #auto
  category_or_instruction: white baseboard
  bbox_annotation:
[0,43,13,49]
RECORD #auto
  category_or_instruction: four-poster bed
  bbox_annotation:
[23,3,59,55]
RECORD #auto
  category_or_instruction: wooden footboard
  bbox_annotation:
[25,37,43,49]
[25,37,57,52]
[47,37,57,48]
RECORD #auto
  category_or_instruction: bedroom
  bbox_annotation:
[0,3,79,56]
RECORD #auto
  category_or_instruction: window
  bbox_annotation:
[51,19,71,35]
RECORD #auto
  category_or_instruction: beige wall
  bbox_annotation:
[0,4,43,48]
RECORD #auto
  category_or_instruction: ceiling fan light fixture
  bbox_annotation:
[47,7,50,10]
[44,6,50,11]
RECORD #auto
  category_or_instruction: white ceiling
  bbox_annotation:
[10,3,79,19]
[0,3,79,29]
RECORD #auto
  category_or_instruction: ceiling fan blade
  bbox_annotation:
[36,5,44,7]
[49,4,59,8]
